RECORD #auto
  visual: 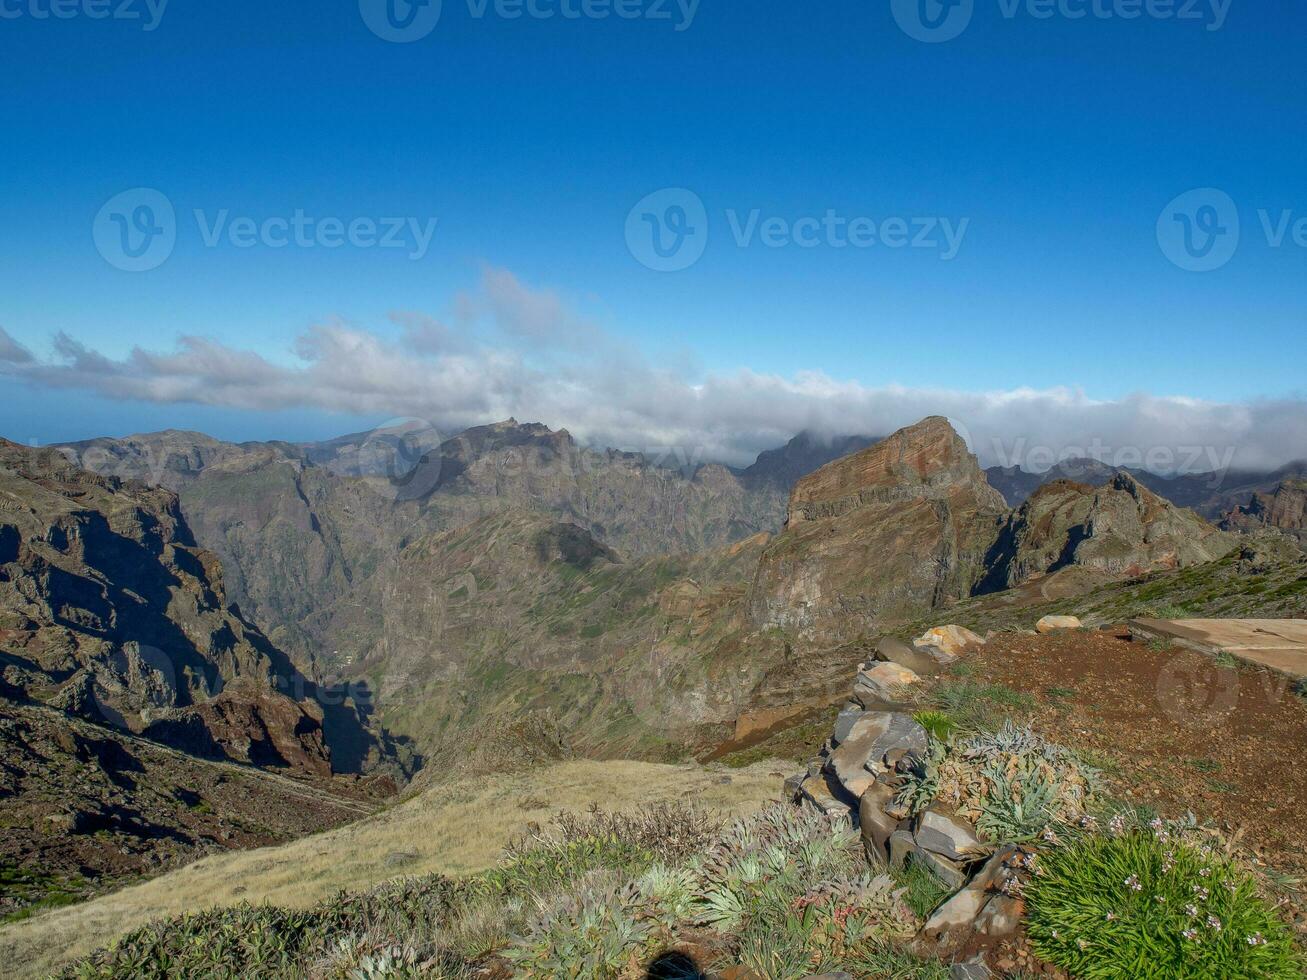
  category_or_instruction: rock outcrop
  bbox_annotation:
[748,417,1008,644]
[0,439,374,775]
[977,472,1238,595]
[788,657,1035,967]
[1221,479,1307,543]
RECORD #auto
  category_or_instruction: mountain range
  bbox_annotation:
[3,414,1305,921]
[46,420,1307,759]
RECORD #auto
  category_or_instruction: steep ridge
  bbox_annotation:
[748,417,1008,645]
[57,432,437,669]
[977,471,1239,595]
[0,439,396,776]
[987,457,1307,517]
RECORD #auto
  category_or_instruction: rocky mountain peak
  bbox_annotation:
[748,417,1009,643]
[978,470,1237,594]
[788,416,1002,526]
[1221,478,1307,541]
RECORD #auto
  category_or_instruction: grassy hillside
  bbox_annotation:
[0,759,786,979]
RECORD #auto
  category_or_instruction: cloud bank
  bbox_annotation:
[2,271,1305,474]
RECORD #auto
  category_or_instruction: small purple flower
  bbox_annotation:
[1206,915,1222,932]
[1247,932,1267,947]
[1183,928,1200,943]
[1185,904,1199,917]
[1124,874,1142,892]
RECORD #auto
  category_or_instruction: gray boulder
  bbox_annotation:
[853,662,922,707]
[950,957,992,980]
[916,849,968,891]
[888,828,917,869]
[915,809,983,862]
[825,712,927,798]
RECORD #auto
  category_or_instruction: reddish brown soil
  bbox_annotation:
[959,628,1307,927]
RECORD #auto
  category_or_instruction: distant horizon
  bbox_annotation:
[17,411,1307,481]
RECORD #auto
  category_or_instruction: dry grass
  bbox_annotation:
[0,758,786,979]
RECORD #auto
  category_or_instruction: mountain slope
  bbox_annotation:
[977,472,1238,595]
[60,422,797,669]
[0,700,374,924]
[748,416,1008,645]
[319,510,776,761]
[0,439,397,775]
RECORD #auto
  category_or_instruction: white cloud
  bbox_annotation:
[2,268,1305,474]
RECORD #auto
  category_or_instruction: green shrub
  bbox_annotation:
[896,723,1100,843]
[912,710,957,742]
[930,681,1035,730]
[893,858,953,919]
[504,871,654,979]
[1026,828,1303,979]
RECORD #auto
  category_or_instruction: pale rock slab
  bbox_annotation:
[914,625,985,656]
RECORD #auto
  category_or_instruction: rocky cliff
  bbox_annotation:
[747,417,1008,644]
[0,440,392,776]
[1221,479,1307,542]
[977,471,1238,594]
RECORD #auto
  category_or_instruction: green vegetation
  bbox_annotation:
[911,710,958,743]
[1026,823,1303,979]
[892,857,953,919]
[897,723,1101,844]
[927,679,1036,731]
[0,864,84,925]
[57,802,942,980]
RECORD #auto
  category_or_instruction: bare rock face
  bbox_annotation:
[977,472,1238,594]
[748,417,1008,644]
[1221,479,1307,542]
[0,439,340,776]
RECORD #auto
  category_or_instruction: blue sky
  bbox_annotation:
[0,0,1304,465]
